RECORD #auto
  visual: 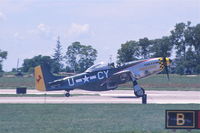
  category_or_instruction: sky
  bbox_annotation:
[0,0,199,71]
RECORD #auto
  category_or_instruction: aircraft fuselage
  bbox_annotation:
[47,57,170,91]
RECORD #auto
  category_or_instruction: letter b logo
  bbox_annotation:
[177,113,185,125]
[166,110,196,129]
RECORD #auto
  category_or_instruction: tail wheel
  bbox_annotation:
[65,91,70,97]
[134,88,145,97]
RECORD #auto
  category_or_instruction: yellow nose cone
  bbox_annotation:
[165,57,171,66]
[159,57,171,66]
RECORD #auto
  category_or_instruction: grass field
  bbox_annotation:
[0,76,34,89]
[0,104,200,133]
[120,74,200,91]
[0,74,200,91]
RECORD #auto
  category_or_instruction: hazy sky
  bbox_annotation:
[0,0,199,71]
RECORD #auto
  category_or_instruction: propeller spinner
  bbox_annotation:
[162,57,172,80]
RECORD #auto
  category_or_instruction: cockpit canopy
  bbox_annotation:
[85,62,113,73]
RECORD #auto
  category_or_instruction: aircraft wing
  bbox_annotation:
[110,70,132,82]
[103,70,133,89]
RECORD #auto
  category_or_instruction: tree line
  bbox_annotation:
[0,37,97,73]
[0,21,200,74]
[117,21,200,74]
[0,49,7,72]
[21,39,97,73]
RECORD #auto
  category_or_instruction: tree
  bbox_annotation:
[170,21,191,60]
[116,21,200,74]
[65,42,81,72]
[186,24,200,74]
[0,49,8,72]
[52,36,64,73]
[175,47,196,74]
[117,41,139,64]
[170,22,200,74]
[188,24,200,62]
[22,55,54,73]
[150,36,173,58]
[184,47,196,74]
[138,37,151,59]
[78,45,98,72]
[65,42,97,73]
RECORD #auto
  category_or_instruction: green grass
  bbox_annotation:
[118,74,200,91]
[0,104,200,133]
[0,74,200,91]
[0,76,34,89]
[139,74,200,88]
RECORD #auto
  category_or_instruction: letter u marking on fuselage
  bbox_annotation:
[68,78,75,86]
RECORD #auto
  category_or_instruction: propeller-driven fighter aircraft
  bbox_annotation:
[34,57,171,97]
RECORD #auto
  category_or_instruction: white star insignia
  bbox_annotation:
[83,75,89,83]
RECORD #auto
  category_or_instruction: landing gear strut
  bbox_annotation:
[131,77,147,104]
[65,91,70,97]
[134,88,147,104]
[142,94,147,104]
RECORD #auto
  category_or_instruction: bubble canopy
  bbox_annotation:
[85,62,112,73]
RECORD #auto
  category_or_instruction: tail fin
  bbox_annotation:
[34,65,56,91]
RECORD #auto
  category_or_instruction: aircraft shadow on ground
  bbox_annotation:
[112,96,138,98]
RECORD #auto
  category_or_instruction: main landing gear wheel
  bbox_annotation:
[134,88,145,98]
[65,91,70,97]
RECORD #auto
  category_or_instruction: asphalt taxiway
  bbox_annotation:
[0,89,200,104]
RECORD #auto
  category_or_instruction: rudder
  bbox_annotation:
[34,65,57,91]
[34,66,46,91]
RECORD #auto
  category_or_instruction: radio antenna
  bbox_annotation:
[16,58,19,72]
[109,55,112,63]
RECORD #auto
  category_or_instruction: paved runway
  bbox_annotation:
[0,89,200,104]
